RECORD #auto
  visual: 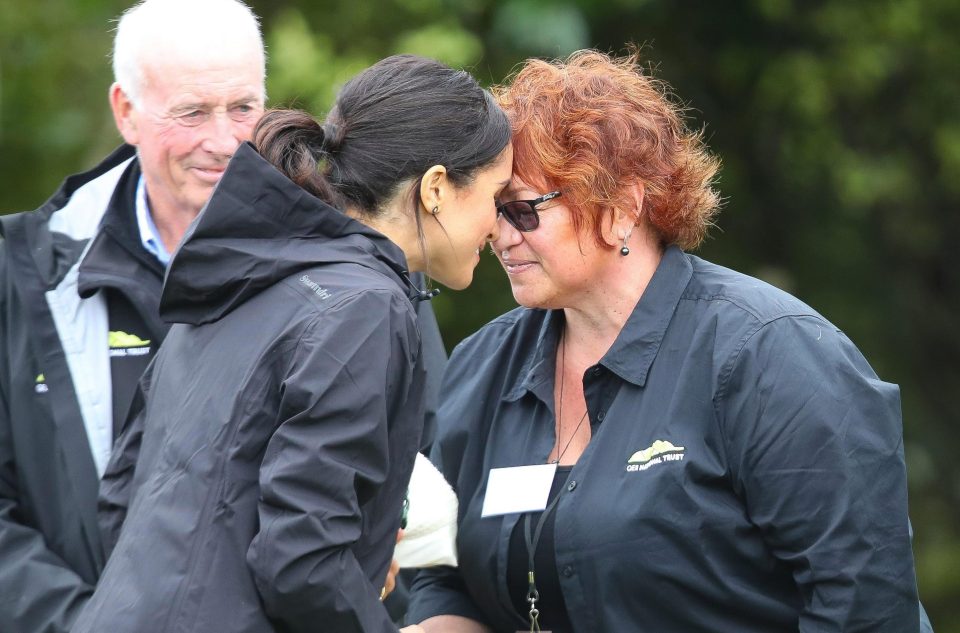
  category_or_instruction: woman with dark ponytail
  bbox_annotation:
[253,55,514,291]
[78,55,511,633]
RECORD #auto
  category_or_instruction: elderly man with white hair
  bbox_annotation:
[0,2,445,631]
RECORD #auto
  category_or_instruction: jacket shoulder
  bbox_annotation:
[443,306,546,401]
[684,255,829,326]
[0,148,136,281]
[285,262,417,317]
[451,306,537,356]
[279,265,422,358]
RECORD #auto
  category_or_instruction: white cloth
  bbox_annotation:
[394,453,459,569]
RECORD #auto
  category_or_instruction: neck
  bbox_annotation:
[349,205,424,272]
[562,235,663,362]
[146,197,199,256]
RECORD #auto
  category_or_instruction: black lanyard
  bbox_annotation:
[522,492,563,632]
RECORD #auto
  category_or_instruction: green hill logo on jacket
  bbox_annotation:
[108,331,151,357]
[626,440,685,472]
[34,373,48,394]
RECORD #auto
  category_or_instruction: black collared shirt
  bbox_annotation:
[409,246,921,632]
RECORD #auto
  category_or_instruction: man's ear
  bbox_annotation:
[417,164,449,215]
[109,83,140,146]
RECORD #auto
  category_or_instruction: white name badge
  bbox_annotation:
[481,463,558,518]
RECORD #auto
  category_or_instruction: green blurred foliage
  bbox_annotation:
[1,0,958,625]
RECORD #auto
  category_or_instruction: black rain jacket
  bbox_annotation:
[73,143,427,633]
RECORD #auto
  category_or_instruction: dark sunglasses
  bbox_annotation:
[496,190,562,232]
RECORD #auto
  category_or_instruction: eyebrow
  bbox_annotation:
[170,103,206,113]
[170,95,260,112]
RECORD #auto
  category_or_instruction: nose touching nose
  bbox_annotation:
[490,212,522,249]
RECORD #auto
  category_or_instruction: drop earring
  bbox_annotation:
[620,230,631,256]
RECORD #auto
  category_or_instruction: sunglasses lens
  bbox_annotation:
[499,201,539,231]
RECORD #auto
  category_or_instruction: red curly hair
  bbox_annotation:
[493,50,721,250]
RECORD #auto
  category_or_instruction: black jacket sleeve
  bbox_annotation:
[719,316,920,632]
[246,290,421,633]
[0,396,94,633]
[97,367,151,559]
[0,249,93,633]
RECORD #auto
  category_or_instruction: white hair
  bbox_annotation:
[112,0,266,106]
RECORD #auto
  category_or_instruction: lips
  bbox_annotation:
[190,165,227,183]
[501,257,537,274]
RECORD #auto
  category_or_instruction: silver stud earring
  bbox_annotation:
[431,206,440,215]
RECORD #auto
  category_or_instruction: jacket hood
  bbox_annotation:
[160,142,417,325]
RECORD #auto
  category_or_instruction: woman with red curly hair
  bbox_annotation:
[408,51,922,632]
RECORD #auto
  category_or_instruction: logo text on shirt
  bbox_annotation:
[625,439,685,473]
[108,331,152,357]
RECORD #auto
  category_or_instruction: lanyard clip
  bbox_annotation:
[527,570,541,632]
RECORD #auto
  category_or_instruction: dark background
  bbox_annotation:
[1,0,957,626]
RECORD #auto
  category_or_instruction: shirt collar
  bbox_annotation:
[601,244,693,386]
[505,245,693,401]
[135,175,171,266]
[504,309,563,403]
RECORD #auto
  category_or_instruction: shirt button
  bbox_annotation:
[562,565,574,577]
[567,480,577,492]
[597,410,605,421]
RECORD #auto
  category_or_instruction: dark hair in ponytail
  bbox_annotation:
[252,110,341,205]
[253,55,510,217]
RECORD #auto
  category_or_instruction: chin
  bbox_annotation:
[435,269,472,291]
[509,285,551,310]
[443,277,471,291]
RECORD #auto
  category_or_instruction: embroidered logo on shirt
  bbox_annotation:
[625,440,685,472]
[108,331,152,357]
[35,373,49,394]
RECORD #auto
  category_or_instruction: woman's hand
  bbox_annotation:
[399,627,426,633]
[418,615,493,633]
[381,529,404,600]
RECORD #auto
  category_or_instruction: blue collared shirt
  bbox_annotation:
[135,176,171,266]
